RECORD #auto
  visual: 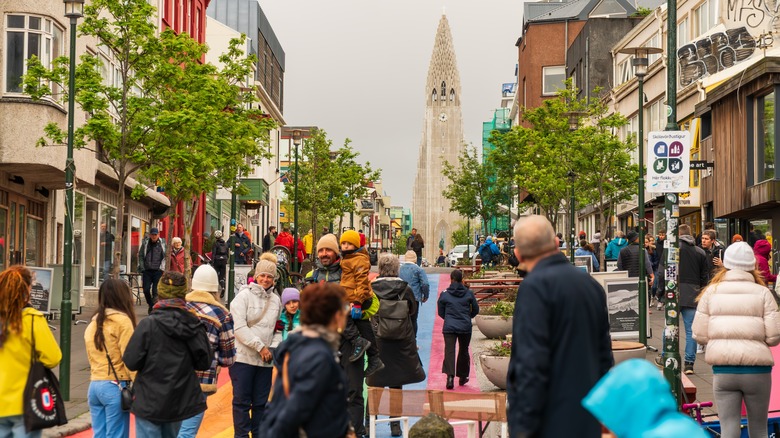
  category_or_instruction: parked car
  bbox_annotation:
[447,244,477,267]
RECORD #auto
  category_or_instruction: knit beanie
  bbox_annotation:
[157,271,188,299]
[317,233,340,254]
[281,288,300,306]
[722,241,756,272]
[340,230,361,248]
[260,252,278,265]
[404,250,417,262]
[254,259,277,279]
[191,264,219,293]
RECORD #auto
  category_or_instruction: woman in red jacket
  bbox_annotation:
[753,239,776,284]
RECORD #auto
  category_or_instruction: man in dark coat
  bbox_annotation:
[261,226,277,252]
[305,233,366,437]
[507,215,613,438]
[616,230,654,279]
[124,271,212,436]
[677,224,709,374]
[233,223,251,264]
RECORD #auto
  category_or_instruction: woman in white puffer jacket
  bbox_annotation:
[693,241,780,438]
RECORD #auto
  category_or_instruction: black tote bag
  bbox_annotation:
[23,315,68,432]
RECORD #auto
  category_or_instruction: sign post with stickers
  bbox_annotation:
[648,131,690,404]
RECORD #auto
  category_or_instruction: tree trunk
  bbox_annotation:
[165,203,175,269]
[110,168,128,278]
[183,197,198,286]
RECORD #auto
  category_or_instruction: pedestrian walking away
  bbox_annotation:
[122,271,211,438]
[437,269,479,390]
[693,242,780,438]
[138,227,166,314]
[211,230,229,298]
[410,233,425,266]
[259,282,352,438]
[179,265,236,438]
[85,279,137,438]
[229,259,282,438]
[399,250,430,336]
[0,266,62,438]
[507,215,612,438]
[369,254,426,437]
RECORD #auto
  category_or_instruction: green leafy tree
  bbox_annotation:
[490,82,638,268]
[284,129,379,246]
[24,0,167,277]
[442,145,510,232]
[391,235,407,255]
[140,34,276,278]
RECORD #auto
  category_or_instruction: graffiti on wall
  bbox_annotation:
[678,27,756,87]
[726,0,780,31]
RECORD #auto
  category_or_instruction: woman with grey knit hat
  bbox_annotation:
[693,242,780,438]
[229,258,282,438]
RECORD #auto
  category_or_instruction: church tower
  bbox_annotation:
[412,14,464,261]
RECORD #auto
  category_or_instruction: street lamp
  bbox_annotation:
[292,129,301,273]
[564,110,584,263]
[60,0,84,402]
[618,45,662,347]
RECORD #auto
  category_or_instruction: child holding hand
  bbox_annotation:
[340,230,384,376]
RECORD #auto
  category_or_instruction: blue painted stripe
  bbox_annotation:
[372,273,440,437]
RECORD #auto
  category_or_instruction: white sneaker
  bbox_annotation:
[697,344,705,354]
[657,302,664,311]
[650,297,657,307]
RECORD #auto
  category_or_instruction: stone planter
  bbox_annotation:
[475,315,513,339]
[480,354,510,390]
[611,341,647,366]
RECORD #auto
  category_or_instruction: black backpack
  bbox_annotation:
[213,239,229,263]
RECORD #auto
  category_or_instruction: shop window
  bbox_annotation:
[99,206,116,283]
[751,90,776,184]
[542,66,566,95]
[4,14,64,93]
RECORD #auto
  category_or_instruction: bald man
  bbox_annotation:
[507,215,613,438]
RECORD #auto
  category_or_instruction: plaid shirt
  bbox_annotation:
[186,299,236,390]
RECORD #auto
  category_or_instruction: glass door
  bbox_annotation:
[7,195,27,266]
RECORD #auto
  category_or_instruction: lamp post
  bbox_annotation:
[618,46,662,347]
[564,111,582,263]
[60,0,83,402]
[292,129,301,273]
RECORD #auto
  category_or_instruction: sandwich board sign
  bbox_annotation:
[647,131,691,193]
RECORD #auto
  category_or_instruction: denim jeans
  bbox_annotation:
[681,307,697,364]
[88,380,130,438]
[0,415,40,438]
[177,399,207,438]
[229,363,272,438]
[135,417,182,438]
[416,256,422,266]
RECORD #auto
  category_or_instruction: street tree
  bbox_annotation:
[24,0,163,277]
[442,145,510,233]
[140,33,276,279]
[284,129,379,246]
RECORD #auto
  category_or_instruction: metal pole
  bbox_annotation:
[663,0,682,403]
[662,194,682,403]
[638,76,648,345]
[293,142,299,273]
[570,179,575,264]
[59,16,78,401]
[227,186,237,307]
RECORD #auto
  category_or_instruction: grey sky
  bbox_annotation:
[261,1,525,207]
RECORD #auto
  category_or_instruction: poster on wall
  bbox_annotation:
[29,267,54,314]
[230,264,253,302]
[604,278,642,340]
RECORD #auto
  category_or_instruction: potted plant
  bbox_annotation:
[480,338,511,390]
[475,300,514,339]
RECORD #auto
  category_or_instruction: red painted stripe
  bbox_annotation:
[427,274,480,394]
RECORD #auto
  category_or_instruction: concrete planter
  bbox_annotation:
[611,341,647,366]
[480,354,510,390]
[475,315,513,339]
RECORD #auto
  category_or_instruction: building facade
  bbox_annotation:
[412,14,465,261]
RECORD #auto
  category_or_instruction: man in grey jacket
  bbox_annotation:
[138,227,166,313]
[677,224,709,374]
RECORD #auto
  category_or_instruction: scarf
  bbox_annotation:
[153,298,192,313]
[293,324,341,351]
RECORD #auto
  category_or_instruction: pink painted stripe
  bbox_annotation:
[427,274,480,394]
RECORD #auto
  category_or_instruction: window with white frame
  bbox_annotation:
[617,56,633,85]
[5,14,64,93]
[648,99,665,132]
[678,17,689,47]
[542,66,566,95]
[693,0,718,37]
[644,34,661,64]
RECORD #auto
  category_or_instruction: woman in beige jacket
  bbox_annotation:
[84,279,137,438]
[693,241,780,438]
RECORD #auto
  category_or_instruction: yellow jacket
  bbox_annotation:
[303,233,313,256]
[0,307,62,417]
[84,309,136,381]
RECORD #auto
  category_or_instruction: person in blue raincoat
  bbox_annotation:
[582,359,708,438]
[478,237,501,267]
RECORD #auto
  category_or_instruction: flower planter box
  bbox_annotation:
[475,314,513,339]
[480,354,510,390]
